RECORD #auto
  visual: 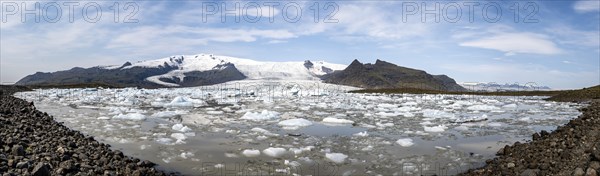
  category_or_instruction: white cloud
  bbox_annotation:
[574,0,600,13]
[106,26,297,49]
[267,40,287,44]
[459,33,563,55]
[332,3,430,40]
[545,26,600,47]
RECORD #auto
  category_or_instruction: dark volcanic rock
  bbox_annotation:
[31,163,51,176]
[0,86,172,175]
[322,59,466,91]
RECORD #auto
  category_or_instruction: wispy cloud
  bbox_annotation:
[574,0,600,13]
[456,25,563,55]
[460,33,563,55]
[106,26,297,49]
[545,25,600,48]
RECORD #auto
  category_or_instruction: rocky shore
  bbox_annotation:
[0,86,170,175]
[461,100,600,176]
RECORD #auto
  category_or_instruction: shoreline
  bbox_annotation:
[0,86,172,175]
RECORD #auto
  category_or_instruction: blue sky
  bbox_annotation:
[1,0,599,89]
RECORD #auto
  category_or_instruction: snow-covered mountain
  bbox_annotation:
[459,82,552,91]
[16,54,347,88]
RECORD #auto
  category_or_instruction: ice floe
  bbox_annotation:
[241,110,280,121]
[325,153,348,164]
[172,124,193,133]
[242,149,261,157]
[263,147,287,157]
[277,118,313,128]
[322,117,354,124]
[396,138,414,147]
[112,113,146,121]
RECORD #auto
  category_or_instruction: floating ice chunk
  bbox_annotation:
[378,103,397,109]
[116,138,130,143]
[322,117,354,124]
[171,133,187,144]
[180,152,195,159]
[225,130,238,134]
[420,121,434,125]
[400,112,415,117]
[421,109,455,118]
[225,153,239,158]
[155,138,174,145]
[396,106,420,112]
[435,146,447,150]
[467,105,500,111]
[353,131,369,137]
[113,113,146,121]
[376,122,394,127]
[502,104,518,108]
[402,102,418,106]
[97,116,110,120]
[424,125,447,132]
[250,127,279,137]
[140,144,150,150]
[263,147,287,157]
[375,112,398,117]
[241,110,280,121]
[325,153,348,164]
[289,146,314,155]
[396,138,414,147]
[455,125,469,131]
[214,164,224,168]
[278,118,313,127]
[172,124,193,132]
[207,110,224,115]
[488,122,502,127]
[164,96,204,107]
[518,117,531,122]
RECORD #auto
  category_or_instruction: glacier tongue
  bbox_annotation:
[120,54,348,87]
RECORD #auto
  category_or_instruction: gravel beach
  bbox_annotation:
[0,86,170,175]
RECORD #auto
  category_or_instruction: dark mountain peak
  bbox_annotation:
[374,59,399,67]
[350,59,362,65]
[122,62,132,67]
[323,59,466,91]
[304,60,314,69]
[345,59,367,71]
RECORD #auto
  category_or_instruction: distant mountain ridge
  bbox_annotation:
[16,54,466,91]
[322,59,466,91]
[459,82,552,92]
